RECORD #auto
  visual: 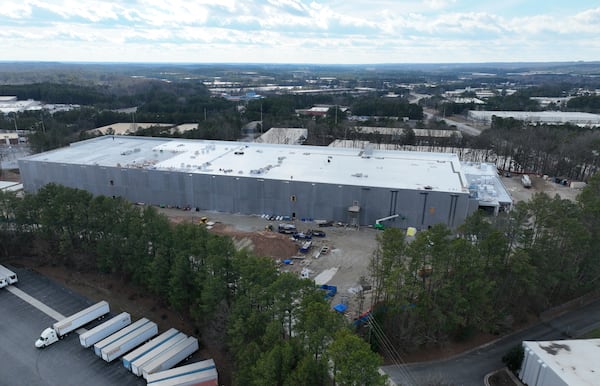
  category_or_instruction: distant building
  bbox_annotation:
[221,92,264,102]
[87,123,174,136]
[0,181,23,194]
[255,128,307,145]
[468,110,600,127]
[0,95,78,114]
[0,132,20,145]
[530,97,573,108]
[295,106,330,117]
[520,339,600,386]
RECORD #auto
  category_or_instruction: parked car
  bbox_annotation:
[293,232,312,240]
[309,229,326,237]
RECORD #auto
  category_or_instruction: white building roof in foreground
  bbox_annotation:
[521,339,600,386]
[22,136,469,193]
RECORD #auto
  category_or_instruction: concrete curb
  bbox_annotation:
[484,367,525,386]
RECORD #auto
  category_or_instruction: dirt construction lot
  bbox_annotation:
[162,208,380,319]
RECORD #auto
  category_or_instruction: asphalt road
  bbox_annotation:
[382,299,600,386]
[0,266,145,386]
[423,110,482,137]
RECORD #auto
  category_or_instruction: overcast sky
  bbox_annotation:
[1,0,599,64]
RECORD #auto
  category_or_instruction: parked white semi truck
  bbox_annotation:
[35,301,110,348]
[0,264,18,288]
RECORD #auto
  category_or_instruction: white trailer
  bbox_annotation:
[123,328,180,371]
[148,368,218,386]
[0,265,18,286]
[130,332,187,376]
[35,301,110,348]
[101,321,158,362]
[146,359,217,386]
[79,312,131,348]
[142,337,199,379]
[94,318,151,356]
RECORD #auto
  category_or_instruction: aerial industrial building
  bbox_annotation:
[468,110,600,127]
[19,136,480,229]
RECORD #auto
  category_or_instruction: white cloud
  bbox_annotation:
[0,1,33,18]
[0,0,599,63]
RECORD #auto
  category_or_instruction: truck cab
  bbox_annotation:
[35,328,59,348]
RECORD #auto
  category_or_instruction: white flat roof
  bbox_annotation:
[524,339,600,385]
[461,162,512,207]
[469,110,600,123]
[22,136,469,193]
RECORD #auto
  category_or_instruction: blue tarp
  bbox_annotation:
[333,304,348,313]
[319,284,337,299]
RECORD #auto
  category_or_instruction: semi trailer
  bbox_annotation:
[79,312,131,348]
[146,360,218,386]
[100,321,158,362]
[94,318,151,356]
[122,328,181,372]
[130,332,188,376]
[35,301,110,348]
[142,337,199,379]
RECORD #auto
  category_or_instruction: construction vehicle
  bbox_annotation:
[374,214,400,230]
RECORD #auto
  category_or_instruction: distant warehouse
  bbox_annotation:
[18,136,480,229]
[468,110,600,127]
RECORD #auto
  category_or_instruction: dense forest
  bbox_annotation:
[0,185,386,386]
[369,173,600,352]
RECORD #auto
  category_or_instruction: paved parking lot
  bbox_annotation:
[0,265,145,386]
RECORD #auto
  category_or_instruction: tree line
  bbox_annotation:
[369,173,600,353]
[0,184,385,386]
[480,117,600,180]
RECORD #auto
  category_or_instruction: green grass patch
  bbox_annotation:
[582,328,600,339]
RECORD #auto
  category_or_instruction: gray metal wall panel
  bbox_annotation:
[18,160,475,229]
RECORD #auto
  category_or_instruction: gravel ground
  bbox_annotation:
[499,174,582,204]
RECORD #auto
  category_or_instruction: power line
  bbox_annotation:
[367,314,418,386]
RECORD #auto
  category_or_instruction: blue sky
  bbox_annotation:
[1,0,598,64]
